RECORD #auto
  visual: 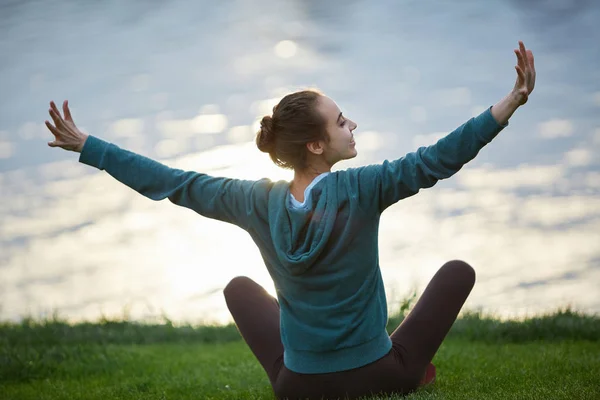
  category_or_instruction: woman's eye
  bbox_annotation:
[340,120,346,126]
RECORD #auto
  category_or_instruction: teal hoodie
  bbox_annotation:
[79,107,506,373]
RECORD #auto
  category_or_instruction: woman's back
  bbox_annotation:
[250,169,390,374]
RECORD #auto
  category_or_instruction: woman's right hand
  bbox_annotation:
[45,100,88,153]
[511,41,536,106]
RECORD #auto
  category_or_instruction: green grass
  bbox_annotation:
[1,308,599,399]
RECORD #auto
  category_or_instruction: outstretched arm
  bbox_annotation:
[45,101,258,229]
[355,41,536,213]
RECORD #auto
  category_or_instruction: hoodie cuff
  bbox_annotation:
[78,135,110,169]
[476,106,509,143]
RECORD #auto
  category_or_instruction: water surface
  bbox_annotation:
[1,0,599,323]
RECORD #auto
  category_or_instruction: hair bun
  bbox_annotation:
[257,116,275,153]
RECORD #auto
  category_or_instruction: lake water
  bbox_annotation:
[1,0,599,324]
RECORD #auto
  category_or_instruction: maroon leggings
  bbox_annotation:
[223,260,475,400]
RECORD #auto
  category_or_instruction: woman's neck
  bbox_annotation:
[290,165,330,202]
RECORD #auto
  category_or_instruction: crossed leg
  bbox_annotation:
[223,260,476,397]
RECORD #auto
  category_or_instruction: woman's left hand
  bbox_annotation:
[512,41,536,105]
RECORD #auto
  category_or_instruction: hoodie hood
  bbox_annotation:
[268,173,338,275]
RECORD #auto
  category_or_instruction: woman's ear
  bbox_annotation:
[306,141,325,155]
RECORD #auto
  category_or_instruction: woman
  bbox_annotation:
[45,41,535,399]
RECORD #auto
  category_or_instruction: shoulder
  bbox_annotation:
[252,177,289,199]
[333,164,383,213]
[335,164,382,183]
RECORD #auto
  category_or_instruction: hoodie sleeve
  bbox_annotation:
[78,135,257,229]
[354,107,507,213]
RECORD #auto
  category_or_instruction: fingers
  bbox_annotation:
[62,100,73,122]
[45,120,59,136]
[48,110,63,130]
[516,41,528,68]
[49,101,65,128]
[518,42,536,85]
[45,121,61,147]
[50,101,62,119]
[514,49,525,70]
[512,41,535,99]
[527,51,536,91]
[519,40,527,62]
[515,41,536,83]
[527,49,535,70]
[515,65,525,83]
[515,41,532,71]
